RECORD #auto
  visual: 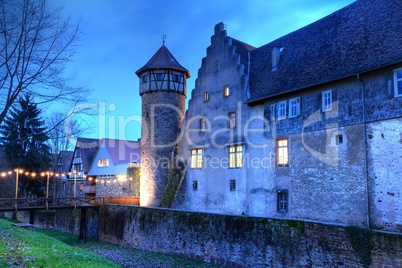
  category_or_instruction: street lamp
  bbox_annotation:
[14,169,23,210]
[73,170,77,199]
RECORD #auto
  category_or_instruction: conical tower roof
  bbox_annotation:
[135,45,190,78]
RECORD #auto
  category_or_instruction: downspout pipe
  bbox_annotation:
[357,73,370,229]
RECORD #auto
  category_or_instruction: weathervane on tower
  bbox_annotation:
[161,34,166,46]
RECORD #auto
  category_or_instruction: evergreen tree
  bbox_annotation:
[0,94,51,197]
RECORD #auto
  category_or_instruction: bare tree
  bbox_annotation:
[46,111,93,155]
[0,0,89,125]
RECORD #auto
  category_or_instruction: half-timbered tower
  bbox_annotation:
[136,43,190,206]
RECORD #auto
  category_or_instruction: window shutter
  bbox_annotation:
[385,71,394,99]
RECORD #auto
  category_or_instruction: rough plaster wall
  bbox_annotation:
[368,118,402,232]
[141,91,185,207]
[178,23,249,215]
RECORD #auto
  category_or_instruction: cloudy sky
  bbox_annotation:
[54,0,355,141]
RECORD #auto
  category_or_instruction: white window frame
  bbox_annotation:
[276,138,289,166]
[277,101,286,120]
[322,90,333,112]
[228,145,243,169]
[394,68,402,97]
[289,97,300,118]
[190,149,203,169]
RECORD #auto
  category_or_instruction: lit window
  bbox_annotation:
[278,101,286,120]
[230,180,236,191]
[98,158,109,167]
[193,180,198,191]
[322,90,333,111]
[289,97,300,118]
[229,112,236,129]
[270,104,277,121]
[276,138,288,166]
[394,68,402,97]
[228,145,243,168]
[277,190,288,212]
[200,118,206,132]
[204,92,210,102]
[224,85,230,96]
[190,149,203,169]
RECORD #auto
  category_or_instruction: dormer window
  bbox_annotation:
[98,158,109,167]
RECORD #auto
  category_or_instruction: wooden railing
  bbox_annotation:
[101,196,140,206]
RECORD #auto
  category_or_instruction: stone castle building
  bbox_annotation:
[136,0,402,233]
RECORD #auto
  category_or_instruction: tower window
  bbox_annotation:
[155,73,164,81]
[142,75,148,83]
[224,85,230,96]
[172,74,181,82]
[204,92,210,102]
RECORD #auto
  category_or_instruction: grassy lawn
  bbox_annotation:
[0,218,219,268]
[0,218,119,267]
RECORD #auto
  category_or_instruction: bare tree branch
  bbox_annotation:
[0,0,89,125]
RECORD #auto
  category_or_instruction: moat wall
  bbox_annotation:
[99,205,402,267]
[1,208,99,240]
[2,206,401,267]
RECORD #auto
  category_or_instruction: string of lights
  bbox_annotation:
[0,169,133,183]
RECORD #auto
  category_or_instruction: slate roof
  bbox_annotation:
[247,0,402,103]
[56,151,73,174]
[102,138,141,165]
[135,45,190,78]
[71,137,100,173]
[231,38,256,75]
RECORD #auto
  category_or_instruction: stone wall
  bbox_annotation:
[99,205,402,268]
[1,208,99,240]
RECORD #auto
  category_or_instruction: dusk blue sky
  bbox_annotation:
[54,0,355,141]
